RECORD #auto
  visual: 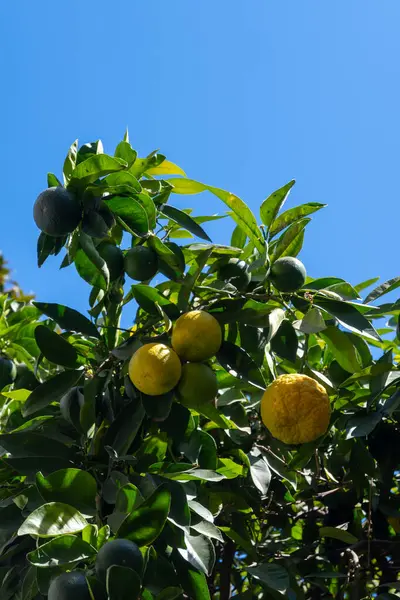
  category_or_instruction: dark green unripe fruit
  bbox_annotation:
[60,386,84,430]
[124,246,158,281]
[34,187,81,237]
[97,243,124,281]
[48,571,92,600]
[217,258,251,291]
[269,257,306,293]
[95,539,143,583]
[0,357,17,390]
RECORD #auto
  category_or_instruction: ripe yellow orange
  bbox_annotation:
[261,373,330,445]
[171,310,222,362]
[128,343,181,396]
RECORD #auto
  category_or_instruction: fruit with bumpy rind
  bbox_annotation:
[97,242,124,281]
[95,539,144,583]
[269,256,306,293]
[33,187,81,237]
[124,246,158,281]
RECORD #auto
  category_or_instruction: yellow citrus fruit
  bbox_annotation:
[128,343,181,396]
[261,373,330,445]
[176,362,218,409]
[171,310,222,362]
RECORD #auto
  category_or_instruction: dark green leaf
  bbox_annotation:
[354,276,380,294]
[47,173,62,187]
[162,205,211,242]
[76,231,110,290]
[269,202,326,238]
[36,469,97,516]
[114,140,137,166]
[272,218,310,260]
[173,552,211,600]
[260,180,295,229]
[381,387,400,417]
[33,302,99,338]
[248,563,289,592]
[271,320,298,363]
[27,534,96,567]
[316,298,380,341]
[248,450,271,495]
[346,412,382,438]
[319,527,358,544]
[34,325,78,368]
[147,236,184,279]
[18,503,87,537]
[370,350,393,396]
[217,342,264,389]
[365,276,400,304]
[117,484,171,545]
[22,369,83,417]
[0,432,73,460]
[104,196,149,235]
[103,400,145,457]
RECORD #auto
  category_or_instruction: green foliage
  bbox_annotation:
[0,134,399,599]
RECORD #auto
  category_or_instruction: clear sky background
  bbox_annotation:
[1,2,399,322]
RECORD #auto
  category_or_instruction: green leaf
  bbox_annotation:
[47,173,62,187]
[296,308,326,334]
[34,325,78,368]
[270,320,298,363]
[167,178,264,253]
[63,139,78,184]
[22,369,83,417]
[248,451,271,495]
[114,141,137,166]
[216,458,244,479]
[178,532,215,576]
[319,327,361,373]
[162,205,211,241]
[381,388,400,417]
[173,552,211,600]
[272,218,310,260]
[147,159,186,177]
[316,298,380,341]
[0,432,73,460]
[37,232,66,268]
[365,276,400,304]
[33,302,99,338]
[248,563,290,592]
[191,520,223,542]
[265,308,285,342]
[117,484,171,545]
[27,534,96,567]
[76,231,110,290]
[269,202,326,238]
[354,276,380,294]
[147,236,185,279]
[230,224,247,249]
[319,526,358,544]
[260,180,295,229]
[36,469,97,517]
[345,412,382,439]
[217,342,264,389]
[69,154,126,187]
[104,196,149,235]
[18,503,87,537]
[107,565,141,600]
[103,399,145,457]
[130,284,180,319]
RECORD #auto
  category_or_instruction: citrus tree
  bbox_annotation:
[0,134,400,600]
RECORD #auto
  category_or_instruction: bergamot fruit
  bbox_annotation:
[48,571,92,600]
[176,362,218,409]
[171,310,222,362]
[269,256,306,293]
[128,343,181,396]
[95,539,143,583]
[33,187,82,237]
[261,373,330,444]
[124,246,158,281]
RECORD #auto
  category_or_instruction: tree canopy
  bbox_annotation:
[0,133,399,599]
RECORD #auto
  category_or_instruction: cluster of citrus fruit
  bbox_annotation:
[48,539,142,599]
[128,310,222,408]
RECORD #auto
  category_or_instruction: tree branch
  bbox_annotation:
[220,539,235,600]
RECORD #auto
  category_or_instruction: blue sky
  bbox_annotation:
[1,1,400,322]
